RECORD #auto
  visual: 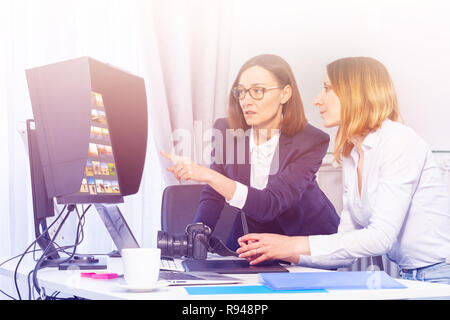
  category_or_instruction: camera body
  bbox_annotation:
[157,222,212,260]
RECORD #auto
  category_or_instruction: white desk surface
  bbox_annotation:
[1,256,450,300]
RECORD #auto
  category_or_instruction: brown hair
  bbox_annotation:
[227,54,307,136]
[327,57,400,162]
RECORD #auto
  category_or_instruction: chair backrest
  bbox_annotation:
[161,184,237,244]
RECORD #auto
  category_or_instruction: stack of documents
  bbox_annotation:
[259,271,407,291]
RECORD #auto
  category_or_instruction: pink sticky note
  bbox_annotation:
[80,272,97,278]
[91,273,118,280]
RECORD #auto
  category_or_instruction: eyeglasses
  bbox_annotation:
[231,85,282,101]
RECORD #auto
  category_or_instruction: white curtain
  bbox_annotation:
[0,0,233,260]
[140,0,233,179]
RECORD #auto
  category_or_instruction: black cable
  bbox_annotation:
[31,205,73,299]
[12,204,68,300]
[0,247,42,270]
[44,204,90,267]
[0,247,42,300]
[0,206,67,270]
[26,241,87,300]
[48,205,87,257]
[0,288,16,300]
[14,207,67,300]
[27,269,34,300]
[240,210,249,235]
[31,204,91,299]
[32,241,38,261]
[2,203,89,300]
[5,203,91,300]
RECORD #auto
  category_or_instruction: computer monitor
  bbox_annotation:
[26,56,148,204]
[26,119,60,261]
[25,57,148,267]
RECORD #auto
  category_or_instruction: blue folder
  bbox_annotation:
[185,285,327,295]
[259,271,407,291]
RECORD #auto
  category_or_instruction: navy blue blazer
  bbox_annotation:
[194,118,339,251]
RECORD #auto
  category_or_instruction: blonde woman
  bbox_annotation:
[237,57,450,284]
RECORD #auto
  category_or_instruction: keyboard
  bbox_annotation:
[159,270,200,281]
[160,257,185,272]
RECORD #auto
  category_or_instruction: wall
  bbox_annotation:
[227,0,450,151]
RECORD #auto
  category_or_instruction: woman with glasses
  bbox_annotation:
[162,54,339,251]
[237,57,450,284]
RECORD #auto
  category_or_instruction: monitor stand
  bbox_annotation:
[107,250,121,258]
[57,255,107,270]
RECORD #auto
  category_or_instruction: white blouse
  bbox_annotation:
[300,120,450,270]
[226,128,280,208]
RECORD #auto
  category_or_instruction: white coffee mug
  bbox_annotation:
[121,248,161,286]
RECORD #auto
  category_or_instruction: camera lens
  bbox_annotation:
[157,231,189,258]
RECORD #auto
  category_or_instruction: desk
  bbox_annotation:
[1,256,450,300]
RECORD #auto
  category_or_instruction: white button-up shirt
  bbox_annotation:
[227,128,280,208]
[300,120,450,270]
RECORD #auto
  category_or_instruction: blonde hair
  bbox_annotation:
[327,57,401,163]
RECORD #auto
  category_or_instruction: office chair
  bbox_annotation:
[161,184,237,246]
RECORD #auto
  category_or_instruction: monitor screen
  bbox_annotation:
[78,91,122,197]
